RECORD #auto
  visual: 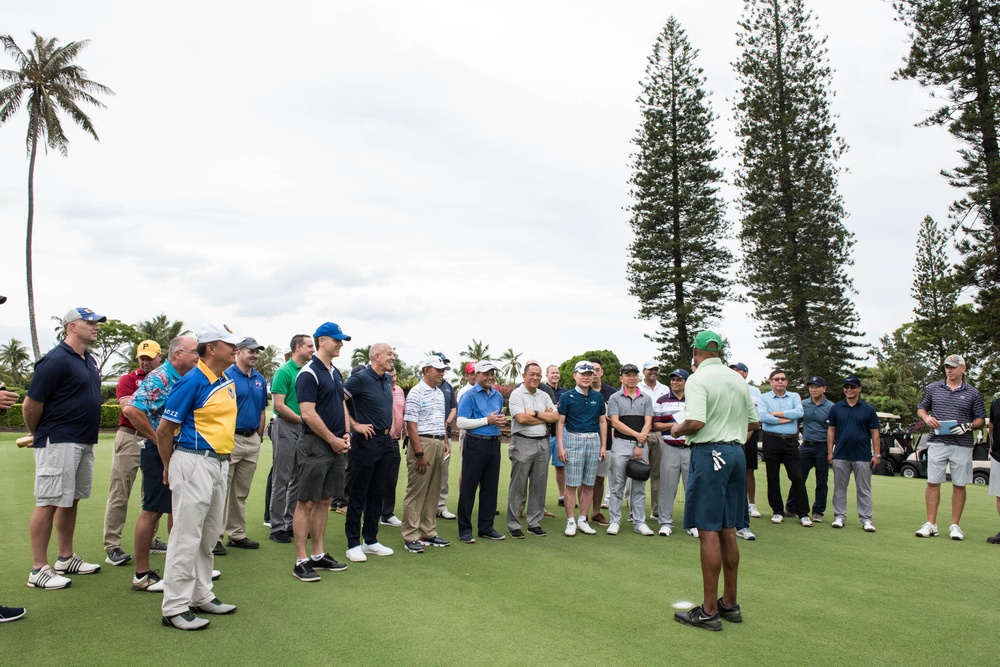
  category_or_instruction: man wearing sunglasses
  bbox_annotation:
[826,376,880,532]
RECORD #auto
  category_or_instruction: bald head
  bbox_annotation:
[369,342,396,374]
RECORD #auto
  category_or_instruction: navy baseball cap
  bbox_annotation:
[313,322,351,341]
[807,376,826,386]
[64,307,107,323]
[729,362,749,373]
[435,352,451,363]
[842,375,861,387]
[620,364,640,375]
[668,369,689,380]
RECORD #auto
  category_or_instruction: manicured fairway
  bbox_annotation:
[1,432,997,666]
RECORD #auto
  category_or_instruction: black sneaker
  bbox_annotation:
[509,529,525,539]
[988,532,1000,545]
[293,562,320,582]
[419,536,451,548]
[0,605,26,623]
[674,605,722,631]
[226,537,260,550]
[558,497,565,507]
[105,548,132,566]
[527,526,548,537]
[269,530,291,544]
[212,541,227,556]
[150,537,168,554]
[311,553,347,571]
[717,598,743,623]
[459,531,475,544]
[478,528,506,541]
[404,540,425,553]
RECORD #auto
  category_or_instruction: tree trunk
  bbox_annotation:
[26,131,40,362]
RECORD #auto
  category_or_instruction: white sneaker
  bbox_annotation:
[27,565,71,590]
[748,504,761,518]
[658,525,672,537]
[771,514,783,524]
[687,528,699,538]
[565,520,577,537]
[576,518,597,535]
[361,541,394,556]
[379,515,402,527]
[915,522,938,538]
[346,546,367,562]
[949,524,964,541]
[800,516,813,527]
[634,523,654,536]
[437,509,457,520]
[831,518,845,529]
[863,521,876,533]
[606,522,620,535]
[53,554,101,575]
[212,569,221,580]
[736,528,756,541]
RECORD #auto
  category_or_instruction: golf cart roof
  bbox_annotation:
[877,412,901,420]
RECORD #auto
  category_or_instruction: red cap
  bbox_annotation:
[464,362,476,374]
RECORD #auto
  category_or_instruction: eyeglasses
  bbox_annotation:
[771,377,787,382]
[178,349,198,355]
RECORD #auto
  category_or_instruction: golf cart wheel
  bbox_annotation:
[901,466,917,479]
[973,472,989,485]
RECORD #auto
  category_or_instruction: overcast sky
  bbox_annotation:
[0,1,964,381]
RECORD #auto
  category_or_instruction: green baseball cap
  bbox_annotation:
[692,330,723,351]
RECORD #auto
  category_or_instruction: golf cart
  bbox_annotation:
[898,432,990,485]
[877,412,911,476]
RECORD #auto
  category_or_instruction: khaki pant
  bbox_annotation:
[648,432,663,518]
[402,437,445,543]
[103,428,141,551]
[224,433,261,540]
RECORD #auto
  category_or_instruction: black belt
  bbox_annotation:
[175,445,229,461]
[666,442,690,449]
[614,432,637,442]
[467,434,500,442]
[767,432,799,440]
[802,440,825,446]
[374,428,391,436]
[235,429,256,437]
[514,433,548,440]
[418,434,445,440]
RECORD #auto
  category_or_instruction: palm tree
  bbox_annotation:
[463,339,493,363]
[498,348,522,383]
[255,345,282,381]
[350,345,371,369]
[0,32,113,361]
[0,338,31,385]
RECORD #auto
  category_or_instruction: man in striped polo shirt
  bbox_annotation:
[605,364,653,536]
[655,369,697,538]
[915,354,986,540]
[401,357,451,553]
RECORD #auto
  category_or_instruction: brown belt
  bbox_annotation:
[119,427,137,435]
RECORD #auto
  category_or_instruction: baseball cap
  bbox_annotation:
[642,360,660,370]
[136,340,161,359]
[729,362,749,373]
[574,361,595,374]
[807,375,826,387]
[668,368,689,380]
[464,361,476,374]
[0,295,6,304]
[620,363,639,375]
[237,337,265,351]
[944,354,965,367]
[196,323,242,345]
[475,361,498,373]
[313,322,351,341]
[64,307,107,323]
[692,330,723,351]
[435,352,451,363]
[422,356,449,370]
[842,375,862,387]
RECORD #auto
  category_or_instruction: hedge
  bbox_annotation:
[0,404,122,430]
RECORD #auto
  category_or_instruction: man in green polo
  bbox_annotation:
[670,331,759,631]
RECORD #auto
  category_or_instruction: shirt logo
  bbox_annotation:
[228,387,235,398]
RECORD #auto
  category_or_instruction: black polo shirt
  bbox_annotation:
[295,355,346,438]
[343,365,393,431]
[26,341,102,446]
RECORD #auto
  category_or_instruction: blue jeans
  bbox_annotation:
[786,442,829,516]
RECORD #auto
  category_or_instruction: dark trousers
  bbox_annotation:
[344,433,399,548]
[263,468,272,523]
[763,432,808,517]
[381,441,401,520]
[786,442,829,516]
[457,434,501,534]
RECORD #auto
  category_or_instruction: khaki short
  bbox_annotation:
[34,441,95,507]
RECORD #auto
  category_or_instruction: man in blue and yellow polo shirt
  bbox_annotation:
[156,323,242,631]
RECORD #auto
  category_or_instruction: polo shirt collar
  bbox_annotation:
[574,386,590,396]
[162,360,182,382]
[620,387,641,398]
[197,359,223,384]
[473,382,495,396]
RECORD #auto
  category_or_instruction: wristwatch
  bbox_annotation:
[415,451,425,458]
[533,410,539,418]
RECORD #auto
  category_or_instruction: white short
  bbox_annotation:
[927,442,972,486]
[989,459,1000,497]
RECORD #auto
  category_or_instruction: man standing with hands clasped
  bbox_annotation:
[507,362,558,539]
[672,331,759,632]
[826,376,880,532]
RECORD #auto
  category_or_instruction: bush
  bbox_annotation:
[0,404,24,429]
[558,350,622,389]
[0,403,122,430]
[102,404,122,428]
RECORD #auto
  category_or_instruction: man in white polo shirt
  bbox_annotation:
[507,362,559,538]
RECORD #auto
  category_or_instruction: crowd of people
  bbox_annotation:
[1,307,997,633]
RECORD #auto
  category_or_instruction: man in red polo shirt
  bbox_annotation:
[103,340,166,566]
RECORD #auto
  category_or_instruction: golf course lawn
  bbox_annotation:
[1,432,997,666]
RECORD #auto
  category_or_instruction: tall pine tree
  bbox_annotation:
[910,215,961,369]
[733,0,861,385]
[627,17,733,368]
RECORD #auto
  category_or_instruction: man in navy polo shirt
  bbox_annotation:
[23,307,106,590]
[556,361,607,537]
[290,322,352,582]
[220,337,269,552]
[788,376,834,523]
[456,361,508,543]
[915,353,986,540]
[827,376,880,532]
[343,342,398,562]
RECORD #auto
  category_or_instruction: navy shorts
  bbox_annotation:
[743,431,759,470]
[549,435,564,468]
[684,443,746,532]
[140,440,172,514]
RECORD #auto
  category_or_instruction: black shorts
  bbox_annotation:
[743,431,760,471]
[295,432,346,503]
[140,440,172,514]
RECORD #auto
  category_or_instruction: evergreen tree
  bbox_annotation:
[909,215,961,369]
[733,0,862,384]
[627,17,733,369]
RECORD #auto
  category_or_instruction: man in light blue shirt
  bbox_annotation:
[757,370,810,526]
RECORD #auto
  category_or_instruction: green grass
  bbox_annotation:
[1,431,998,666]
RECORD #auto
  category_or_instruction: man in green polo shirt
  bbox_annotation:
[671,331,759,632]
[268,334,314,543]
